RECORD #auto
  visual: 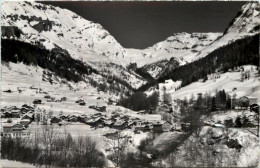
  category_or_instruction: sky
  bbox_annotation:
[41,1,247,49]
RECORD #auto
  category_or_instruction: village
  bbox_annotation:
[0,101,174,139]
[1,92,259,140]
[1,64,260,141]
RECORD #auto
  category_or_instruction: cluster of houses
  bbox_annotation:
[207,72,221,80]
[1,105,33,138]
[1,101,179,139]
[232,96,258,110]
[49,111,173,133]
[1,123,31,138]
[0,104,52,138]
[1,104,34,119]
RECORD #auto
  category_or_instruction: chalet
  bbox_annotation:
[59,115,67,121]
[112,113,120,118]
[250,104,259,113]
[78,116,87,123]
[162,121,172,132]
[44,95,51,99]
[50,116,61,124]
[93,117,105,127]
[135,124,150,132]
[2,123,13,133]
[79,101,86,106]
[89,105,95,109]
[113,120,126,130]
[233,96,257,109]
[20,107,30,114]
[12,123,24,131]
[3,112,12,118]
[75,98,85,104]
[135,125,146,132]
[94,113,102,117]
[61,97,67,101]
[96,106,106,112]
[21,114,33,121]
[57,33,63,37]
[207,73,220,80]
[86,118,95,126]
[120,115,130,121]
[33,99,42,104]
[10,109,21,118]
[20,119,31,126]
[107,98,117,105]
[104,131,119,140]
[58,120,68,126]
[126,120,134,128]
[247,96,258,105]
[1,123,30,138]
[21,104,33,110]
[137,110,146,115]
[104,119,113,127]
[69,115,78,122]
[165,79,173,84]
[152,122,163,133]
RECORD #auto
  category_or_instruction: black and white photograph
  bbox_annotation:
[0,0,260,167]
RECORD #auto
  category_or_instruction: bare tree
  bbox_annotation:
[107,132,129,167]
[40,125,58,168]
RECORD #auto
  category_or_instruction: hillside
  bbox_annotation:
[124,33,221,67]
[144,2,260,81]
[1,1,147,91]
[1,1,260,167]
[193,2,260,62]
[1,1,126,65]
[163,65,260,103]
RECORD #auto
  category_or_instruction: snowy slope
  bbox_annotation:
[164,65,260,103]
[1,62,161,119]
[1,1,126,65]
[141,2,259,78]
[1,1,259,90]
[1,1,223,70]
[2,1,258,70]
[193,2,260,61]
[125,33,222,67]
[1,1,147,89]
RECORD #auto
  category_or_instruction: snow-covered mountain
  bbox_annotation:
[125,32,222,67]
[193,2,260,61]
[1,1,148,89]
[143,1,260,79]
[1,1,126,65]
[1,1,223,69]
[1,1,259,88]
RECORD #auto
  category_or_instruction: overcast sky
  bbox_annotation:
[41,1,246,49]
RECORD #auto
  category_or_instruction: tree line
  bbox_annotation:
[1,39,136,94]
[118,91,159,111]
[138,34,259,91]
[1,126,105,168]
[180,90,229,122]
[159,34,259,87]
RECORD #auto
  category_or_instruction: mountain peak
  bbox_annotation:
[2,1,126,65]
[225,2,260,35]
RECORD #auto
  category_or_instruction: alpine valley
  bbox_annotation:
[1,1,260,168]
